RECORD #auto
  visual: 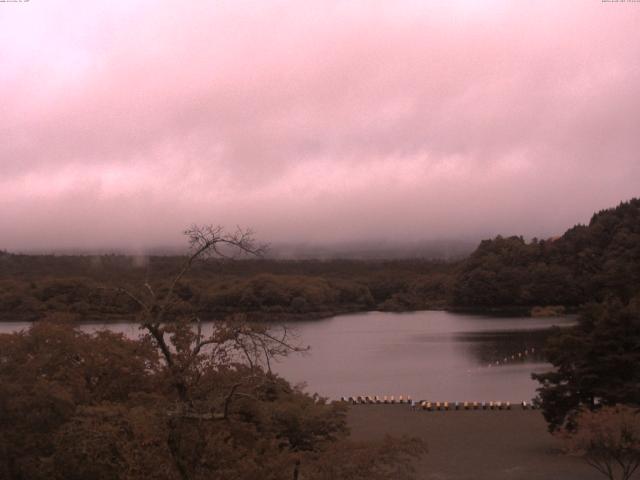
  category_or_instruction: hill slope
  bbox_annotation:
[452,198,640,308]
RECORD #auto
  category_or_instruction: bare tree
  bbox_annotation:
[116,225,304,402]
[562,405,640,480]
[114,225,311,480]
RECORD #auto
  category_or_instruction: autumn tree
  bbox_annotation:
[0,316,162,479]
[561,405,640,480]
[0,225,425,480]
[110,225,337,479]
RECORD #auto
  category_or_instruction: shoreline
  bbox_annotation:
[0,305,575,324]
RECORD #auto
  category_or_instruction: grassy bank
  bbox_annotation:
[347,405,600,480]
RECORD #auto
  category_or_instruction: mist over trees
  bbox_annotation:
[2,198,638,322]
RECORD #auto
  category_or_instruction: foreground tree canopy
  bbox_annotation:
[0,226,425,480]
[0,320,424,480]
[533,297,640,432]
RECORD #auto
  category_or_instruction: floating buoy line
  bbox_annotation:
[339,396,539,411]
[485,347,535,368]
[338,348,542,409]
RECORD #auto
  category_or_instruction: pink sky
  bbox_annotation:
[1,0,639,251]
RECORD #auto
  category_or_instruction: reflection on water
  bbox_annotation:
[0,311,575,402]
[272,311,575,402]
[457,330,550,365]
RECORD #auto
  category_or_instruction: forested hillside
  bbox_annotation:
[452,198,640,309]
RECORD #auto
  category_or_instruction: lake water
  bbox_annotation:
[0,310,574,403]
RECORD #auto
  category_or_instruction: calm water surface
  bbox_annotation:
[272,311,574,402]
[0,311,574,402]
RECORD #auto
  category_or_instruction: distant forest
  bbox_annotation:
[1,198,639,321]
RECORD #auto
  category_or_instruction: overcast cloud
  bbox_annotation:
[1,0,639,251]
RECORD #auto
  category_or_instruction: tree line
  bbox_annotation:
[0,255,455,322]
[2,199,639,321]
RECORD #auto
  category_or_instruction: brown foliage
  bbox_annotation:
[561,405,640,480]
[0,226,426,480]
[0,320,425,480]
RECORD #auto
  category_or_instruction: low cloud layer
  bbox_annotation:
[1,1,639,251]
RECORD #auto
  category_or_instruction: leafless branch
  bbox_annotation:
[113,287,150,313]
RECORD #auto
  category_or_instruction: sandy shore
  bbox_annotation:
[347,405,601,480]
